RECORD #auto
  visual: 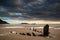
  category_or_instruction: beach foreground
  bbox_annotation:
[0,27,60,40]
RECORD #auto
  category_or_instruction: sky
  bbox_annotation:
[0,0,60,24]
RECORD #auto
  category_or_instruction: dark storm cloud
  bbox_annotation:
[0,0,60,21]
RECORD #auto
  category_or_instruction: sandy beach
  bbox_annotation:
[0,25,60,40]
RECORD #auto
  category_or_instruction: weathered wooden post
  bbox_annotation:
[43,24,49,36]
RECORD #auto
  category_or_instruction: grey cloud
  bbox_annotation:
[0,0,60,21]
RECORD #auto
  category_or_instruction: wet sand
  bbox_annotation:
[0,27,60,40]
